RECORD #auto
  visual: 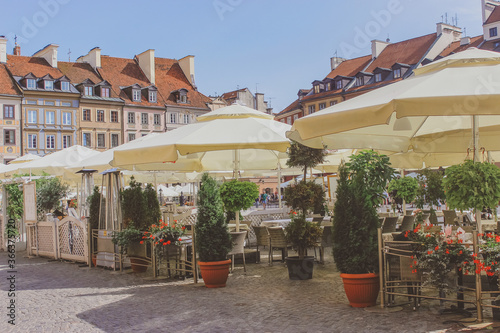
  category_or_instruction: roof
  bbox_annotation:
[301,88,343,102]
[6,55,64,78]
[365,33,437,72]
[479,37,500,52]
[485,6,500,24]
[276,98,301,116]
[222,88,247,100]
[0,64,22,96]
[154,57,211,109]
[325,55,372,79]
[439,36,484,58]
[97,55,162,107]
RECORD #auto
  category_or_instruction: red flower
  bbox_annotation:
[140,241,144,244]
[167,240,171,245]
[496,236,500,243]
[434,246,439,251]
[427,251,432,255]
[178,238,182,241]
[182,226,186,230]
[163,242,167,246]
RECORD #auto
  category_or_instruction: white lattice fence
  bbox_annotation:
[36,222,56,258]
[57,217,88,263]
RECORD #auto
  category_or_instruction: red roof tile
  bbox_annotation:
[276,98,301,115]
[485,6,500,24]
[6,55,64,78]
[365,33,437,72]
[0,64,22,96]
[325,55,372,79]
[301,88,343,102]
[155,57,210,109]
[346,78,403,94]
[439,36,484,57]
[479,37,500,52]
[222,88,246,100]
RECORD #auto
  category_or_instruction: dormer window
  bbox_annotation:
[490,27,498,38]
[84,86,93,96]
[149,90,157,103]
[44,80,53,90]
[375,73,382,82]
[101,87,110,98]
[314,85,320,94]
[393,68,401,79]
[61,81,69,91]
[173,88,189,104]
[355,76,364,87]
[27,79,36,89]
[335,80,342,90]
[133,89,141,102]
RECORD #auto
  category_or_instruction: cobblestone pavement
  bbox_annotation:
[0,249,498,333]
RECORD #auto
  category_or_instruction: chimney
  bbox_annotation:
[0,36,7,63]
[178,55,195,87]
[255,93,265,111]
[13,44,20,56]
[436,23,462,42]
[33,44,59,67]
[371,40,390,59]
[330,56,346,70]
[460,36,471,46]
[77,47,101,69]
[136,49,155,85]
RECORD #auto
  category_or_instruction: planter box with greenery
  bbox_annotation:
[195,173,233,288]
[332,150,394,307]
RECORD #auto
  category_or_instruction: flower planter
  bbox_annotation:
[340,273,379,308]
[198,259,231,288]
[129,257,149,273]
[286,256,314,280]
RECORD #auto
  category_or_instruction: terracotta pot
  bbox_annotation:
[129,257,149,273]
[198,259,231,288]
[92,254,97,267]
[340,272,379,308]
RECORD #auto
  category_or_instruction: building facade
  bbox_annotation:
[210,88,273,114]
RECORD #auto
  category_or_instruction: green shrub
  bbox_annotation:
[143,183,161,226]
[121,177,147,230]
[36,177,70,214]
[220,179,259,223]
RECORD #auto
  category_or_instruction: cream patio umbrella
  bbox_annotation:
[111,104,292,231]
[8,153,42,164]
[288,48,500,232]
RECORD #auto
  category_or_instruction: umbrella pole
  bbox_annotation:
[277,162,282,209]
[473,115,483,234]
[401,169,406,216]
[234,149,240,232]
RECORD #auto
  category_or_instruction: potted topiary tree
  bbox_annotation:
[388,176,419,215]
[283,140,326,280]
[220,179,259,232]
[332,150,394,307]
[195,173,233,288]
[415,168,445,223]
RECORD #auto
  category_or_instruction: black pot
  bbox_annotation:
[286,256,314,280]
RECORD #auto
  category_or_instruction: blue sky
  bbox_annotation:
[0,0,483,113]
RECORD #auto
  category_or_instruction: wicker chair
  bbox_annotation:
[267,227,290,266]
[252,225,269,263]
[382,217,399,233]
[316,225,332,264]
[443,210,459,226]
[400,215,415,232]
[228,231,247,272]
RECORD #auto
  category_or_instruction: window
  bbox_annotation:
[335,80,342,89]
[128,133,136,141]
[314,85,320,94]
[46,111,55,124]
[170,113,177,123]
[27,134,37,148]
[28,110,37,123]
[111,134,119,148]
[286,117,292,125]
[393,68,401,79]
[293,114,299,121]
[83,109,91,121]
[101,87,110,98]
[4,129,15,144]
[375,73,382,82]
[97,110,105,122]
[326,82,331,91]
[308,105,316,114]
[46,135,55,149]
[62,112,71,125]
[84,86,93,96]
[319,103,326,110]
[61,101,71,107]
[62,135,71,148]
[180,95,187,103]
[355,76,364,87]
[154,114,161,125]
[149,91,157,102]
[111,111,118,123]
[183,114,189,124]
[330,100,337,106]
[3,105,14,119]
[82,133,91,147]
[44,101,55,106]
[128,112,135,124]
[141,113,148,124]
[44,80,53,90]
[61,81,69,91]
[26,100,37,105]
[490,27,498,38]
[26,79,36,89]
[97,133,105,148]
[132,90,141,102]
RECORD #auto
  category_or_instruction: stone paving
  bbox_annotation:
[0,248,499,333]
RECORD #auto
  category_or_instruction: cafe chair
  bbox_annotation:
[267,227,290,266]
[228,231,247,273]
[400,215,416,232]
[252,225,269,263]
[382,216,399,233]
[443,210,460,226]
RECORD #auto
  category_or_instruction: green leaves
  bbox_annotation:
[35,177,70,214]
[286,141,327,179]
[284,181,325,215]
[388,176,418,203]
[444,160,500,211]
[220,179,259,212]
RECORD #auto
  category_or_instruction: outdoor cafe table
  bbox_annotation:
[260,217,332,228]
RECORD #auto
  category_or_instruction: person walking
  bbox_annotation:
[262,191,268,210]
